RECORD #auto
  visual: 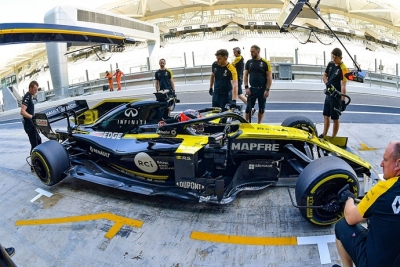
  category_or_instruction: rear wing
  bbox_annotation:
[38,100,89,123]
[34,100,89,141]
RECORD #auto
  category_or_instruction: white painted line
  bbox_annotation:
[297,234,336,265]
[0,122,22,126]
[30,188,53,203]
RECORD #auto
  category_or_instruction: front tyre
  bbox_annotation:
[281,115,318,137]
[295,156,359,226]
[31,140,70,186]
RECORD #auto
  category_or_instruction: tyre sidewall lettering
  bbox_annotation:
[305,174,357,225]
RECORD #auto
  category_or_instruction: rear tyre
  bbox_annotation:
[31,140,70,186]
[295,156,359,226]
[281,115,318,137]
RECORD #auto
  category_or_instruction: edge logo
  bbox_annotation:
[125,108,139,118]
[89,146,110,158]
[134,152,158,173]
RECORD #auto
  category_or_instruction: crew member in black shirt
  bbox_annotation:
[209,49,238,110]
[321,48,349,138]
[244,45,272,123]
[335,141,400,267]
[155,59,175,95]
[20,80,42,171]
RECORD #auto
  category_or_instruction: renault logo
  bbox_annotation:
[125,108,139,118]
[392,196,400,214]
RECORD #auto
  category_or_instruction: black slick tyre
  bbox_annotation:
[295,156,359,226]
[281,115,318,137]
[31,140,70,186]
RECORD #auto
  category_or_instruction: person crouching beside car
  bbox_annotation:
[334,141,400,267]
[20,81,42,172]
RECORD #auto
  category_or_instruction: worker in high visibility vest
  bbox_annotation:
[113,69,124,90]
[105,71,114,91]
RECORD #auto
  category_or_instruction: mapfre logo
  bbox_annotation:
[134,152,158,173]
[392,196,400,214]
[125,108,139,118]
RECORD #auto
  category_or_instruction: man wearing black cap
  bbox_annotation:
[321,48,349,138]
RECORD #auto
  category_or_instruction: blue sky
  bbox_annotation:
[0,0,113,66]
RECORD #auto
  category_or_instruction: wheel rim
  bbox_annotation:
[33,158,48,182]
[310,179,350,222]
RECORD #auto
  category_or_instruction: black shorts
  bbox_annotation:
[212,91,231,110]
[335,218,367,267]
[323,95,340,120]
[245,87,266,113]
[238,79,243,95]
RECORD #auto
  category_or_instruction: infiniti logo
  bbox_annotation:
[125,108,139,118]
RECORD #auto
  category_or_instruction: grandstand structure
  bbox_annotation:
[1,0,400,102]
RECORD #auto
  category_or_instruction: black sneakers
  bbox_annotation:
[5,247,15,257]
[251,108,256,116]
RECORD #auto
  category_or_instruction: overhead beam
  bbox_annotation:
[191,0,213,6]
[349,9,400,13]
[142,0,148,16]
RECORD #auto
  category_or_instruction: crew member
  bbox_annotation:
[155,58,175,95]
[232,47,247,105]
[244,45,272,123]
[335,141,400,267]
[209,49,238,110]
[20,81,42,172]
[321,48,349,138]
[105,71,114,91]
[113,68,124,90]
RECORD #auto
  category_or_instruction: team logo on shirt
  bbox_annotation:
[392,196,400,214]
[223,70,227,76]
[260,62,264,67]
[335,69,340,75]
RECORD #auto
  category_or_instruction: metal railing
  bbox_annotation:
[40,64,399,100]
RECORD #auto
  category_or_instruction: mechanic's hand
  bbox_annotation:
[209,88,213,96]
[337,184,355,204]
[230,100,237,108]
[31,115,36,123]
[341,100,346,112]
[245,88,250,96]
[264,90,269,98]
[325,82,332,89]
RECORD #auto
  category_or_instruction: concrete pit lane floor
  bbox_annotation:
[0,83,399,267]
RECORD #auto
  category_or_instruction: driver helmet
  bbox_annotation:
[178,109,204,134]
[178,109,202,122]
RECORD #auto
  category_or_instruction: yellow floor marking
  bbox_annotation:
[358,143,377,151]
[15,212,143,239]
[190,231,297,246]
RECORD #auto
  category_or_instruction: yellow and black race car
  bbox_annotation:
[30,92,377,226]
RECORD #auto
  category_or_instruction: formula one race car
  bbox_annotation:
[31,92,377,226]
